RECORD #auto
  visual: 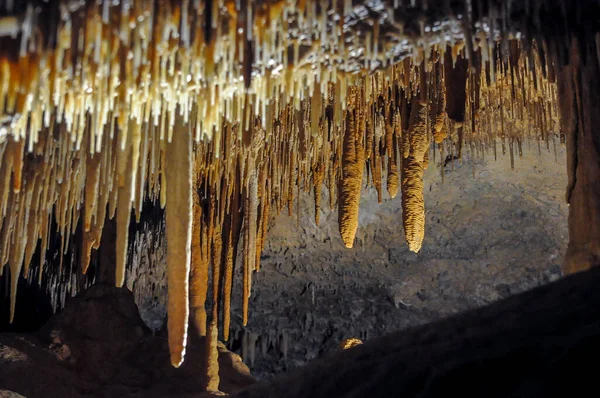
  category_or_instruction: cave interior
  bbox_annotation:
[1,0,600,397]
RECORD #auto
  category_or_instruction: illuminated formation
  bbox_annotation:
[0,0,562,371]
[339,337,363,350]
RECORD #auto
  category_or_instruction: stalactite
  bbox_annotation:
[434,61,449,144]
[401,155,425,253]
[191,188,208,337]
[165,115,193,368]
[338,101,364,249]
[204,320,220,391]
[372,144,383,203]
[313,161,325,225]
[387,133,400,199]
[223,168,243,340]
[255,164,269,271]
[401,98,429,253]
[242,161,259,326]
[210,200,223,322]
[115,146,133,288]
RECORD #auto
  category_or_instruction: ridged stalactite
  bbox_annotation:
[401,99,429,253]
[338,89,365,249]
[401,155,426,253]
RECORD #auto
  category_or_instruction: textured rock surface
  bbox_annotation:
[0,285,255,398]
[235,266,600,398]
[126,217,168,332]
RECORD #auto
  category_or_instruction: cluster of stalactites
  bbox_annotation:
[0,42,560,368]
[0,0,447,151]
[178,41,559,368]
[185,58,444,368]
[0,1,562,369]
[0,49,443,367]
[465,41,561,168]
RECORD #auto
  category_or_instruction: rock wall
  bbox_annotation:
[126,217,168,332]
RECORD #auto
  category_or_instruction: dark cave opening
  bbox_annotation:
[0,267,53,333]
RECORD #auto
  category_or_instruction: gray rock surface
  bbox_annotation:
[234,264,600,398]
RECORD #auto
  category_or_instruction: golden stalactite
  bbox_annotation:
[371,144,383,203]
[401,97,429,253]
[205,185,223,391]
[338,88,365,249]
[243,165,259,326]
[222,161,243,342]
[401,155,426,253]
[115,134,133,288]
[221,213,235,341]
[165,114,193,368]
[255,163,270,271]
[204,320,221,392]
[313,160,325,225]
[407,100,430,162]
[386,134,400,199]
[190,187,208,337]
[433,62,449,144]
[434,113,449,144]
[209,195,222,323]
[423,148,430,170]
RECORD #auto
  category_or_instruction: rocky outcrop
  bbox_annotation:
[235,266,600,398]
[0,391,25,398]
[0,284,255,398]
